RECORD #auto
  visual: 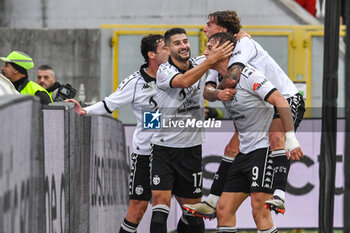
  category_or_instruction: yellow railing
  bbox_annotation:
[102,24,346,119]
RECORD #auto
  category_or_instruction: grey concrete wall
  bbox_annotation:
[3,0,301,28]
[0,0,12,27]
[0,29,102,102]
[0,95,45,233]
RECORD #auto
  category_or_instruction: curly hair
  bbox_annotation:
[208,10,242,35]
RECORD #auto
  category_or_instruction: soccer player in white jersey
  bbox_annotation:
[65,34,168,233]
[183,10,305,217]
[149,27,233,233]
[206,32,302,233]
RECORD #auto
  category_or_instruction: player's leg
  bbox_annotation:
[119,153,151,233]
[151,190,172,233]
[265,118,289,214]
[175,145,205,233]
[150,144,175,233]
[216,152,250,233]
[265,93,305,214]
[183,133,239,218]
[251,192,277,233]
[216,192,248,233]
[249,148,278,232]
[177,197,204,233]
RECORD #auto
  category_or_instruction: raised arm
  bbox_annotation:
[171,41,233,88]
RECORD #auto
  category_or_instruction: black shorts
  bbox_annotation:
[273,93,305,130]
[223,147,274,194]
[151,144,203,198]
[129,153,151,201]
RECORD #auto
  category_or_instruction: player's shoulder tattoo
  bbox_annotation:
[227,63,244,81]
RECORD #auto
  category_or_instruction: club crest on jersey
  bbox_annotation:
[135,185,144,195]
[143,110,161,129]
[153,175,160,185]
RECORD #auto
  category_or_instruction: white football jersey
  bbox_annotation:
[206,37,298,98]
[84,64,157,155]
[223,65,275,154]
[151,57,206,148]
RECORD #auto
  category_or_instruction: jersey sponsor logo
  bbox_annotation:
[135,185,144,195]
[152,175,160,185]
[253,79,268,91]
[143,110,161,129]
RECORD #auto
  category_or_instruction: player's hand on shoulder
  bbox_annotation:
[64,99,87,116]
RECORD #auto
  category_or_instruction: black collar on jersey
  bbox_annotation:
[140,64,155,83]
[12,76,29,92]
[47,82,61,92]
[168,57,194,74]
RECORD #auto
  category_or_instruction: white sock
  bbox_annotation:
[273,189,285,200]
[258,226,277,233]
[205,194,220,207]
[217,226,237,232]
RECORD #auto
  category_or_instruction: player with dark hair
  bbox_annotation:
[203,32,302,233]
[149,27,233,233]
[66,34,168,233]
[184,10,305,218]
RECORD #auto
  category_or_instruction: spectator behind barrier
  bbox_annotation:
[0,73,19,95]
[37,64,77,102]
[0,51,52,105]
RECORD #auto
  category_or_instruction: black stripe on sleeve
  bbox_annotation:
[228,62,245,70]
[169,73,180,88]
[102,100,113,113]
[205,81,217,86]
[264,88,277,101]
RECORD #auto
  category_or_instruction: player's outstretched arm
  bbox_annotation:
[266,91,303,160]
[64,99,87,116]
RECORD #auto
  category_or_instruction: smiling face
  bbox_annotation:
[168,33,191,62]
[203,17,227,38]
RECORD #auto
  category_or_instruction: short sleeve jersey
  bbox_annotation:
[223,65,276,154]
[151,57,206,148]
[206,37,298,99]
[84,64,157,155]
[228,37,298,98]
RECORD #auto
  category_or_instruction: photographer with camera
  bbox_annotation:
[37,64,76,102]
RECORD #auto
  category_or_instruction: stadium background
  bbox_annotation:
[0,0,348,232]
